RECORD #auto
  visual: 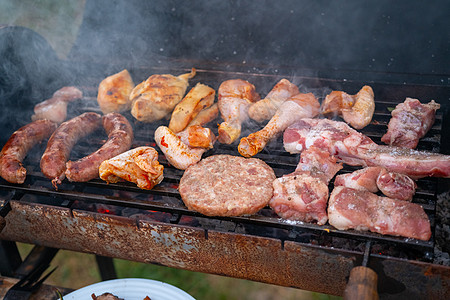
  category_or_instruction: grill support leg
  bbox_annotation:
[95,255,117,281]
[0,240,22,277]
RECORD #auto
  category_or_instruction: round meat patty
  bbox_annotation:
[179,154,276,216]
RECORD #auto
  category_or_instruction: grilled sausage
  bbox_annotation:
[40,112,102,187]
[65,112,133,182]
[0,120,58,184]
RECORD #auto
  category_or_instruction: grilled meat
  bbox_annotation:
[217,79,260,144]
[0,120,58,184]
[91,292,123,300]
[32,86,83,124]
[65,112,134,182]
[238,92,319,157]
[40,112,102,187]
[130,68,196,122]
[97,69,135,114]
[99,146,164,190]
[186,103,219,127]
[334,166,416,201]
[269,146,342,225]
[321,85,374,129]
[179,155,276,217]
[169,82,215,133]
[381,98,440,149]
[248,78,300,122]
[154,125,215,170]
[328,186,431,241]
[283,118,450,178]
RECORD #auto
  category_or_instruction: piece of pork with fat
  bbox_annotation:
[269,146,342,225]
[283,118,450,179]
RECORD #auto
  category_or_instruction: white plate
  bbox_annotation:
[63,278,196,300]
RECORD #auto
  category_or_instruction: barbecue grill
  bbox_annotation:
[1,1,450,299]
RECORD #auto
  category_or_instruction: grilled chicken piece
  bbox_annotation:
[155,125,215,170]
[283,118,450,178]
[32,86,83,124]
[238,93,319,157]
[328,186,431,241]
[99,146,164,190]
[321,85,375,129]
[176,125,216,149]
[130,68,196,122]
[334,166,416,201]
[97,69,135,114]
[269,146,342,225]
[217,79,260,144]
[248,79,300,122]
[381,98,440,149]
[169,83,215,133]
[186,103,219,127]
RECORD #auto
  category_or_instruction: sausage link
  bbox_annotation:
[0,120,58,184]
[65,112,133,182]
[40,112,102,187]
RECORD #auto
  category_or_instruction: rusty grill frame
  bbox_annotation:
[1,65,450,298]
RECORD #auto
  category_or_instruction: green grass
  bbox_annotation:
[17,243,341,300]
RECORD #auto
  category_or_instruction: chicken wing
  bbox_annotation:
[99,146,164,190]
[155,125,215,170]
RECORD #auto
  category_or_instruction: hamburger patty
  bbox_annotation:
[179,154,276,216]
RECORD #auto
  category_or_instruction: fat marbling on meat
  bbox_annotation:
[283,118,450,178]
[381,98,440,149]
[328,186,431,241]
[269,146,342,225]
[334,166,416,201]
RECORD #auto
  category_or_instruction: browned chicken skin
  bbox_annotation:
[238,93,320,157]
[169,82,215,133]
[217,79,260,144]
[321,85,375,129]
[130,68,196,122]
[97,69,135,114]
[99,146,164,190]
[248,78,300,122]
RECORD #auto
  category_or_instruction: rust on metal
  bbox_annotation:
[1,200,449,298]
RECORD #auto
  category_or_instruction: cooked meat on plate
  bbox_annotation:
[179,155,276,216]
